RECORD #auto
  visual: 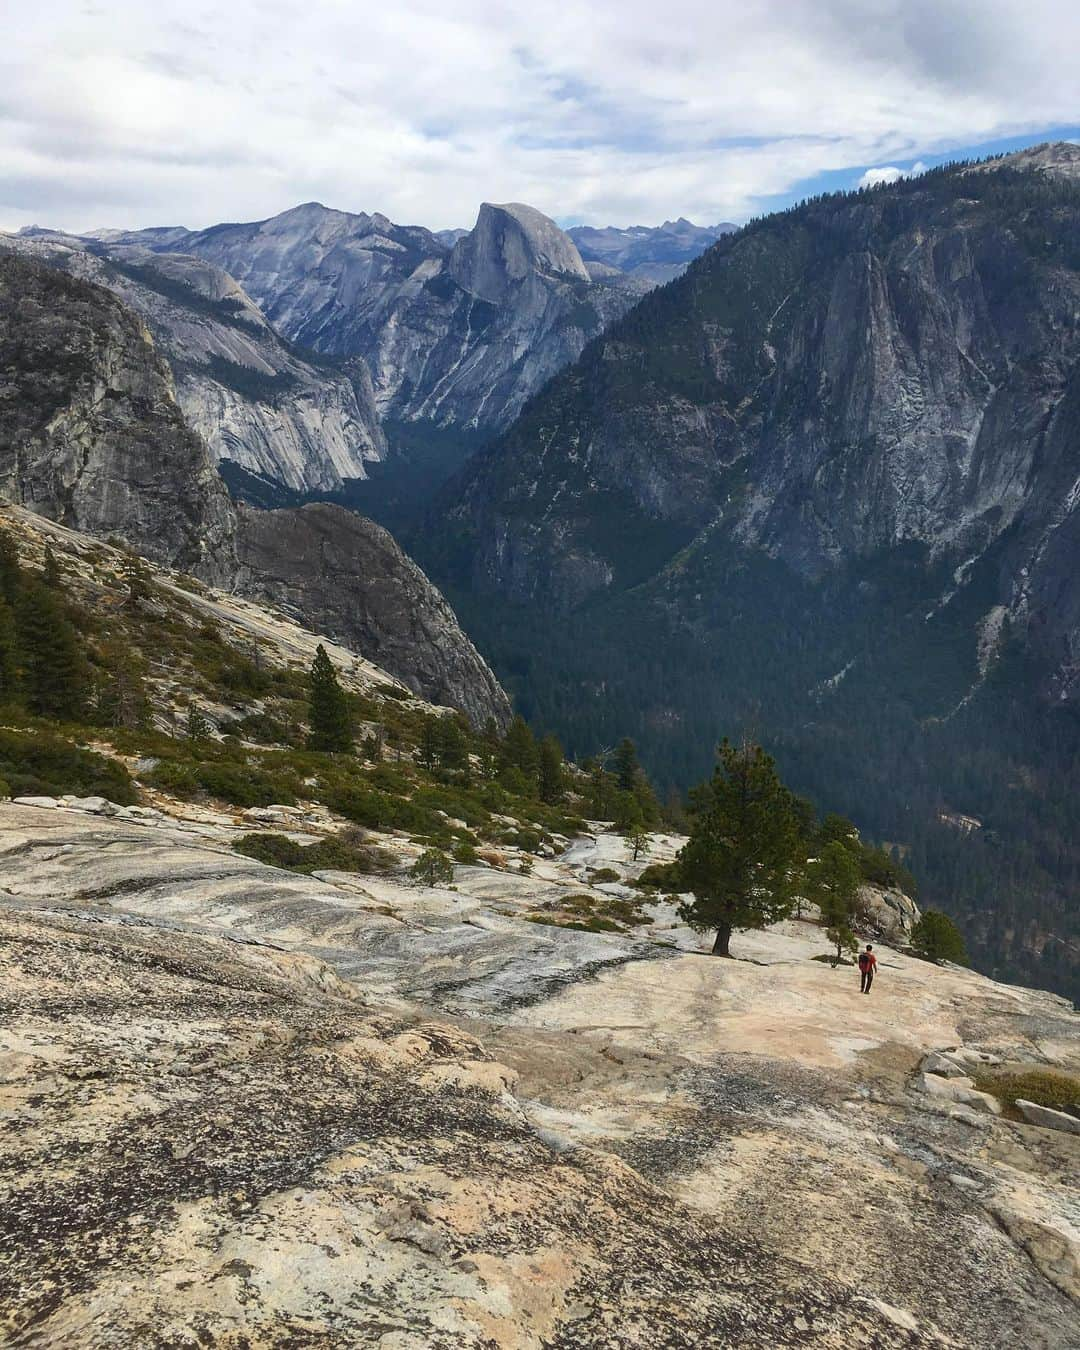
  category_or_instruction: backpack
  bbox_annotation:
[858,951,871,971]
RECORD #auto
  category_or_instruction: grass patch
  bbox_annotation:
[971,1067,1080,1120]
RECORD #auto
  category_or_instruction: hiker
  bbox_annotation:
[858,944,877,994]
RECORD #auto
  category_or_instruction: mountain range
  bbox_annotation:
[423,143,1080,997]
[3,147,1079,999]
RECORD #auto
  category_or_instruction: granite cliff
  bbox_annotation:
[425,145,1080,997]
[97,200,646,433]
[0,255,509,726]
[5,230,385,494]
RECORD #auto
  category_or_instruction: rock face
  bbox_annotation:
[568,217,737,285]
[98,200,644,432]
[427,145,1080,1000]
[442,145,1080,644]
[0,251,235,580]
[6,230,385,493]
[0,258,510,727]
[1,804,1077,1346]
[235,502,511,727]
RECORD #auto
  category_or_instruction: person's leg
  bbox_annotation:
[865,969,873,994]
[860,969,867,992]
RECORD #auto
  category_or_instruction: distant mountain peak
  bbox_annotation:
[448,201,589,302]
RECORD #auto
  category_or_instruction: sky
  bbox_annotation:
[2,0,1078,234]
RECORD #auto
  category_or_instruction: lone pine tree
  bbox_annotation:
[306,645,353,752]
[677,739,804,956]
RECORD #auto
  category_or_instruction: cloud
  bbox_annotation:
[858,161,929,188]
[1,1,1078,232]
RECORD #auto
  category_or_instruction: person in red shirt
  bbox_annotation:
[858,944,877,993]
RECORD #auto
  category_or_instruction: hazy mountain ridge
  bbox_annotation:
[568,217,737,284]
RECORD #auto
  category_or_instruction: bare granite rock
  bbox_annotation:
[235,501,511,727]
[1,803,1077,1346]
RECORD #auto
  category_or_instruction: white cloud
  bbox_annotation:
[0,1,1078,232]
[858,161,929,188]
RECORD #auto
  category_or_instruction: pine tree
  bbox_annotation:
[911,910,968,965]
[42,544,63,589]
[614,737,640,794]
[501,715,539,779]
[0,599,18,704]
[807,841,863,963]
[16,581,89,721]
[95,640,151,729]
[306,645,352,752]
[410,848,454,888]
[614,789,644,833]
[538,735,566,804]
[418,715,442,771]
[676,739,803,956]
[186,702,212,741]
[0,527,21,604]
[120,552,152,607]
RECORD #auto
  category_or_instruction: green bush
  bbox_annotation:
[972,1068,1080,1119]
[910,909,968,964]
[453,840,479,864]
[0,728,136,803]
[232,831,393,875]
[588,866,621,884]
[196,761,299,808]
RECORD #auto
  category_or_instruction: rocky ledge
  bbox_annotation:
[0,803,1077,1346]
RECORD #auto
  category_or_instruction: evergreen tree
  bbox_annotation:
[501,715,539,779]
[538,735,566,804]
[410,848,454,888]
[614,737,640,794]
[586,754,614,818]
[0,527,20,605]
[614,789,644,833]
[306,645,352,752]
[42,544,63,589]
[911,910,968,965]
[120,552,152,607]
[16,581,89,721]
[676,739,803,956]
[95,641,151,729]
[186,702,212,741]
[0,599,17,705]
[418,715,442,771]
[808,841,864,963]
[438,716,470,774]
[628,824,650,862]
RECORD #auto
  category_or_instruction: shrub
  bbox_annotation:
[972,1068,1080,1119]
[410,848,454,887]
[588,867,621,884]
[233,831,393,875]
[196,761,298,808]
[910,910,968,964]
[0,728,136,803]
[453,840,479,864]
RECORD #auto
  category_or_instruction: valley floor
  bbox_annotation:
[1,802,1077,1347]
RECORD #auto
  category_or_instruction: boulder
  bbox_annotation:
[1015,1100,1080,1136]
[922,1051,970,1078]
[12,796,58,809]
[918,1072,1001,1115]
